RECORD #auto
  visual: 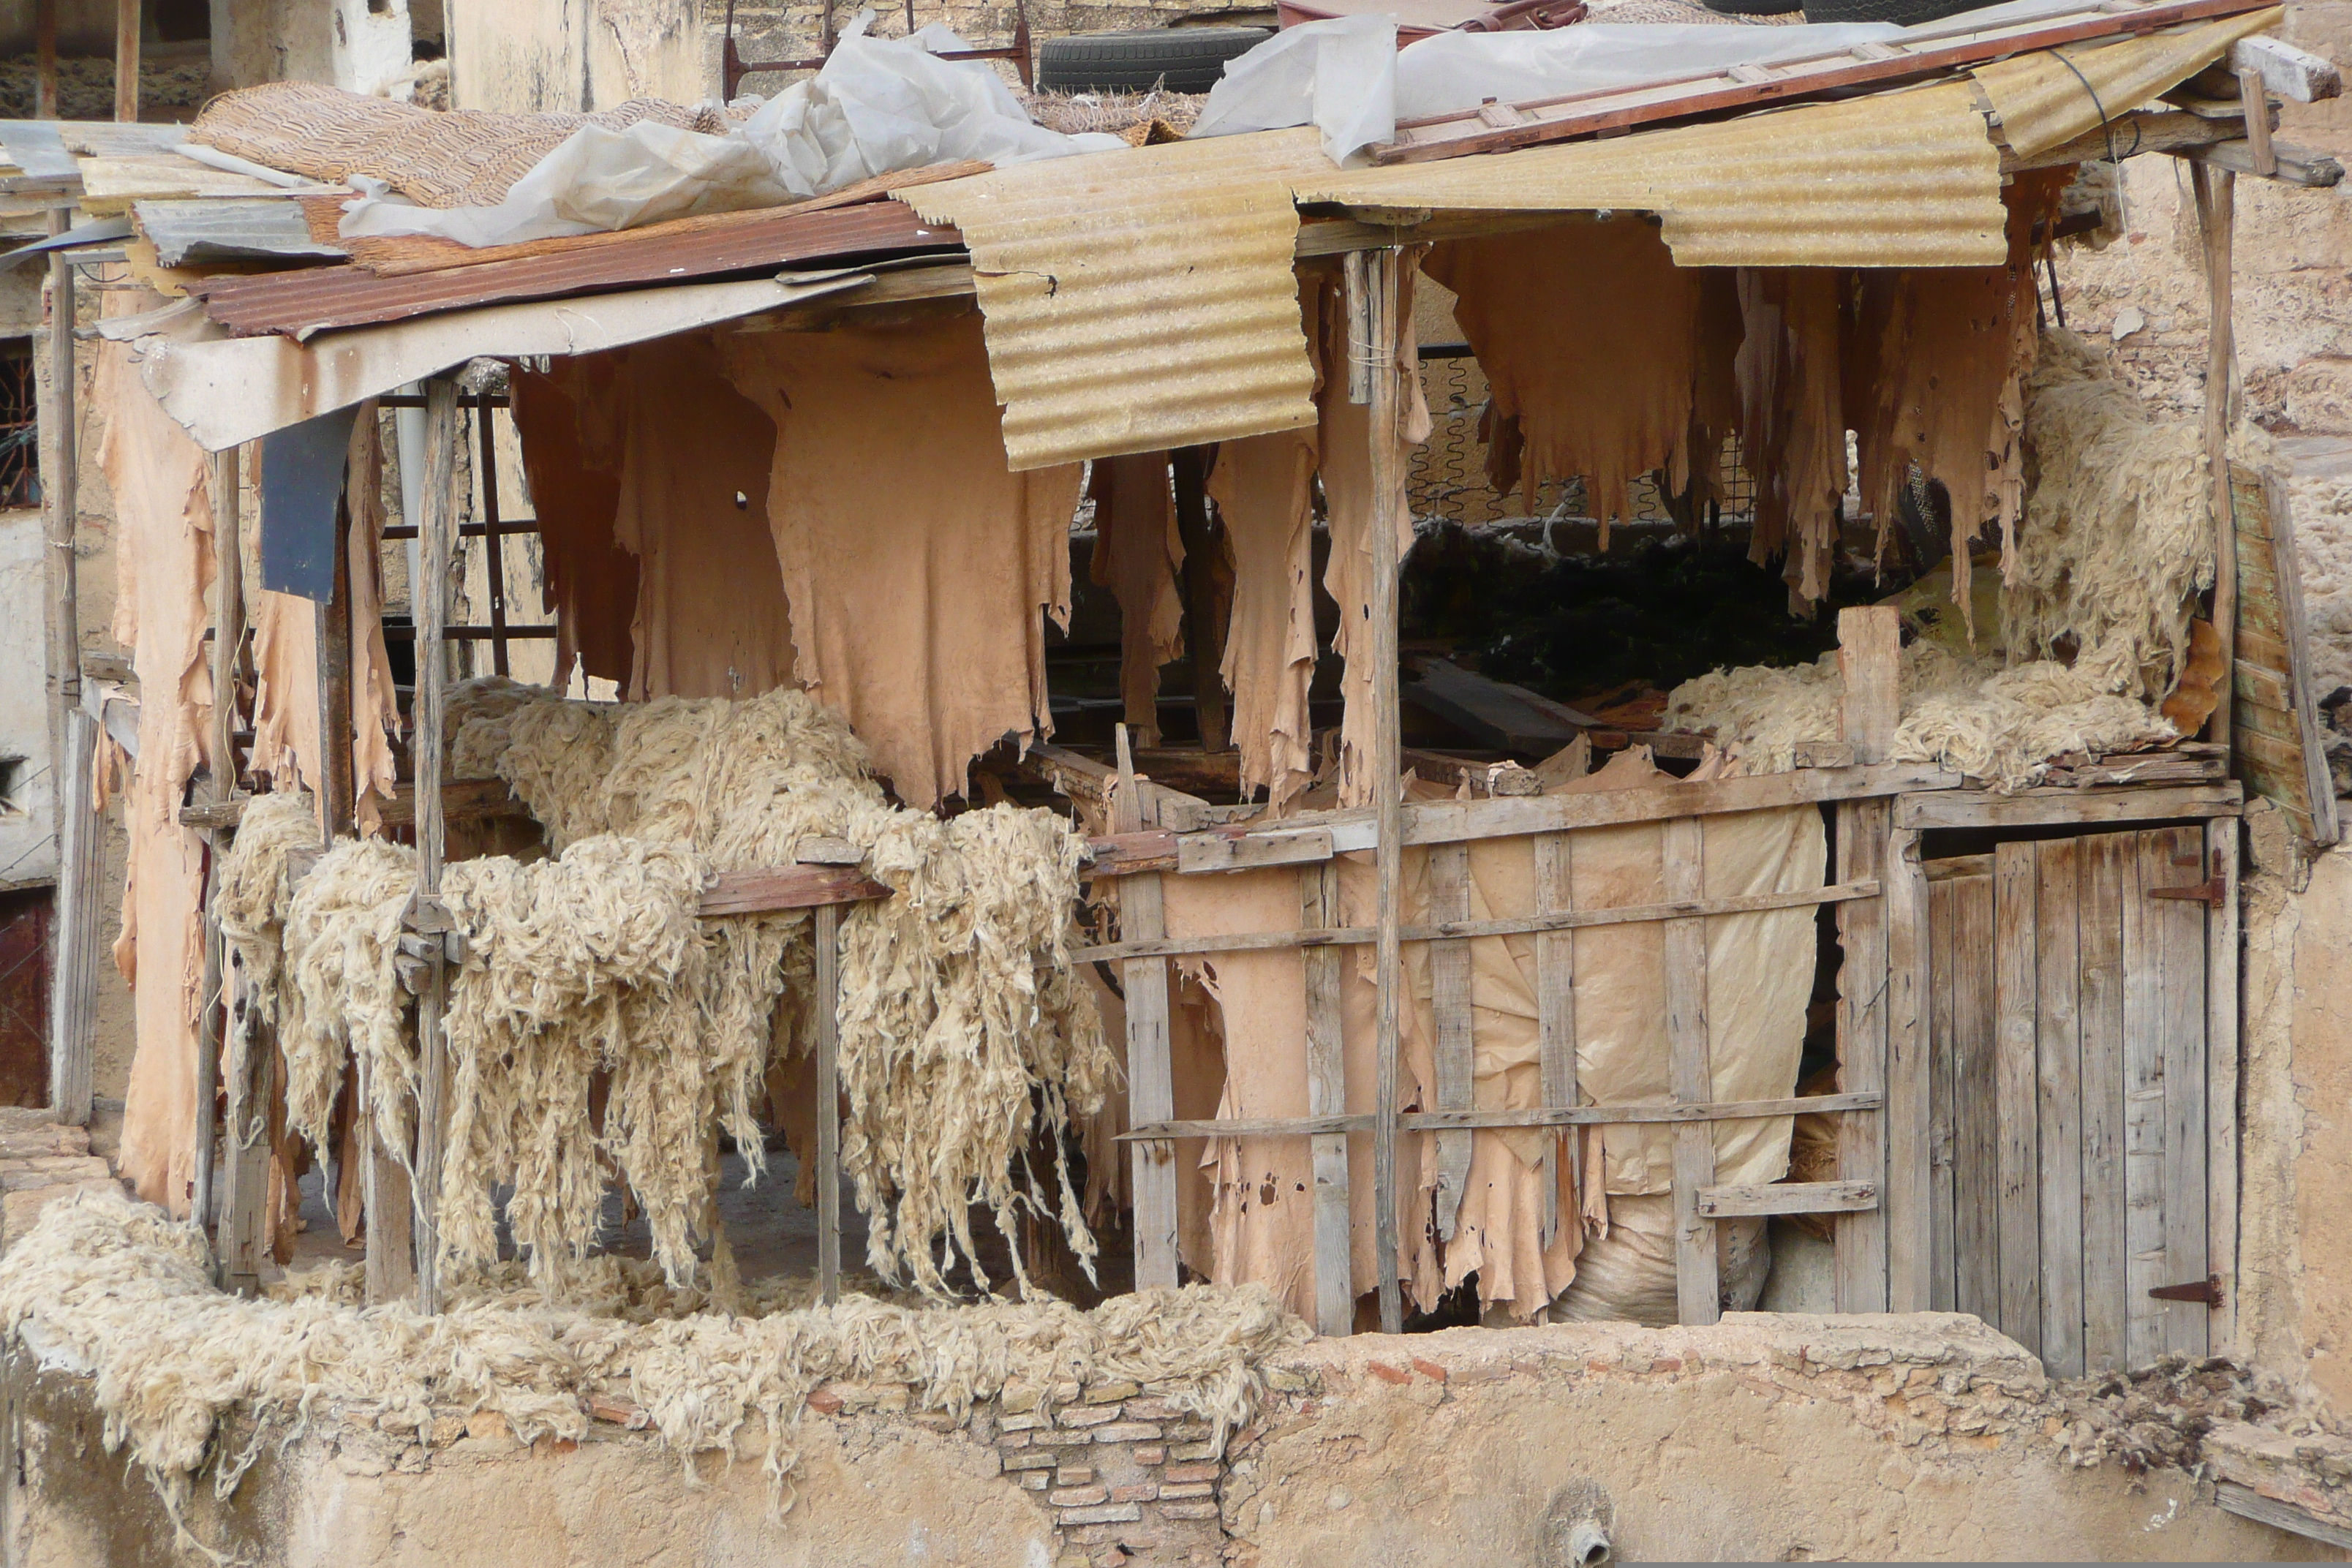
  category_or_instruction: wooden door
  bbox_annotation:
[1925,827,2212,1376]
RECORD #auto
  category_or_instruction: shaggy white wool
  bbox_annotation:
[279,838,417,1161]
[2005,329,2212,698]
[1666,641,2175,791]
[0,1188,1304,1517]
[209,791,320,1037]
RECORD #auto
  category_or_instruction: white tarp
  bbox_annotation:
[336,15,1123,250]
[1193,5,2089,164]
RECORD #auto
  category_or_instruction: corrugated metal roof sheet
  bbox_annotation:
[1303,79,2010,268]
[897,129,1336,472]
[187,199,959,339]
[134,198,346,267]
[1974,7,2277,157]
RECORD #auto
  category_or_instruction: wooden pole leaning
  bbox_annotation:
[411,380,460,1312]
[212,455,270,1294]
[42,252,94,1129]
[1351,245,1409,1335]
[189,443,247,1239]
[814,902,842,1305]
[2193,164,2239,756]
[1117,724,1180,1290]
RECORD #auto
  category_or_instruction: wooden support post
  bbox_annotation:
[1172,447,1229,753]
[1834,606,1898,1313]
[2206,814,2240,1356]
[473,394,512,678]
[33,0,56,121]
[1301,862,1352,1335]
[1885,825,1931,1312]
[815,901,842,1304]
[42,253,77,818]
[1664,815,1719,1325]
[2193,164,2238,755]
[1116,725,1179,1290]
[1352,246,1408,1335]
[191,448,247,1245]
[211,445,266,1290]
[45,713,97,1128]
[1428,843,1473,1240]
[411,380,459,1311]
[113,0,138,123]
[1993,840,2040,1352]
[1533,832,1575,1248]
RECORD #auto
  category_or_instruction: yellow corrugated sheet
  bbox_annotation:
[1303,80,2009,268]
[914,18,2277,467]
[1973,7,2280,158]
[900,129,1337,472]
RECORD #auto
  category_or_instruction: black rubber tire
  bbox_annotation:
[1698,0,1804,16]
[1799,0,1978,23]
[1035,27,1273,95]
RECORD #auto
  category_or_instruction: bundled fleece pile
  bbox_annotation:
[216,680,1114,1296]
[1667,330,2207,788]
[0,1188,1305,1515]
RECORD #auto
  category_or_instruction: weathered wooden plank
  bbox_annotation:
[1835,800,1891,1313]
[2124,831,2168,1368]
[1950,870,2001,1324]
[2216,1482,2352,1550]
[814,902,842,1305]
[1886,827,1931,1313]
[2035,837,2086,1379]
[1177,826,1335,874]
[1301,862,1352,1336]
[1068,880,1881,962]
[1113,727,1180,1293]
[45,711,100,1127]
[1697,1180,1877,1218]
[1665,815,1719,1325]
[1896,783,2243,831]
[1928,874,1959,1313]
[2195,164,2238,755]
[2078,833,2130,1373]
[1428,843,1474,1241]
[2206,818,2239,1355]
[1994,840,2042,1354]
[2254,467,2341,845]
[1837,607,1901,764]
[1118,1091,1886,1140]
[700,865,892,916]
[1534,832,1575,1248]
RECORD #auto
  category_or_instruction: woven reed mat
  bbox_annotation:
[194,80,736,210]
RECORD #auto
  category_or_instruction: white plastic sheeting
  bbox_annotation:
[337,15,1123,249]
[1188,18,1401,170]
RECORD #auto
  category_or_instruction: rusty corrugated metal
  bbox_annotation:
[188,199,960,339]
[897,129,1336,473]
[1304,80,2010,268]
[1974,8,2280,158]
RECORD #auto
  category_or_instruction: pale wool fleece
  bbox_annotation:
[1666,642,2175,791]
[2006,328,2212,698]
[0,1188,1305,1515]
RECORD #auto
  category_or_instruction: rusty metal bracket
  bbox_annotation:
[2148,849,2228,910]
[2149,1275,2224,1307]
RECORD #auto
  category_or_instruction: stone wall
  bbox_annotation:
[9,1313,2344,1566]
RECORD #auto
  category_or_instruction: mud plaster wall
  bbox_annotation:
[2237,819,2352,1422]
[7,1316,2342,1568]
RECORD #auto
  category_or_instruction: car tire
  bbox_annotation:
[1035,26,1273,95]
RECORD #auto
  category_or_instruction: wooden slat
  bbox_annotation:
[2216,1483,2352,1550]
[1665,816,1719,1326]
[2193,161,2237,755]
[1837,607,1901,764]
[1928,875,1959,1313]
[1120,1091,1885,1139]
[409,383,455,1314]
[1896,782,2243,830]
[1886,827,1931,1313]
[1301,862,1352,1336]
[700,864,891,916]
[1834,800,1890,1313]
[1950,872,2001,1324]
[1113,728,1180,1292]
[45,709,99,1128]
[1534,832,1575,1248]
[2208,816,2241,1356]
[2158,824,2211,1357]
[2078,833,2130,1374]
[814,902,842,1305]
[1069,880,1880,962]
[1994,841,2042,1354]
[2124,830,2168,1368]
[1428,843,1474,1241]
[1697,1180,1877,1218]
[2035,837,2086,1379]
[2253,467,2342,845]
